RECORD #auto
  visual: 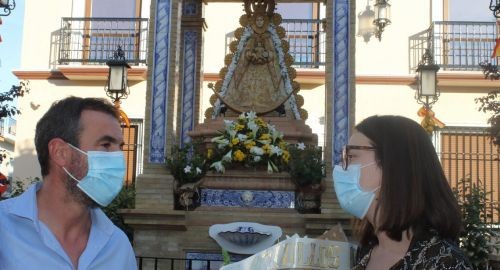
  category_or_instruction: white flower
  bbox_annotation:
[237,133,248,141]
[297,142,306,150]
[250,146,264,156]
[224,120,234,128]
[247,121,259,136]
[196,167,202,174]
[246,111,257,120]
[253,156,262,162]
[270,145,283,156]
[222,150,233,162]
[238,112,246,120]
[210,161,225,173]
[184,165,192,174]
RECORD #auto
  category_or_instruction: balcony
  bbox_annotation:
[226,19,326,69]
[409,21,498,72]
[58,17,149,66]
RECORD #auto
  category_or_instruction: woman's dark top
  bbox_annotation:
[352,231,473,270]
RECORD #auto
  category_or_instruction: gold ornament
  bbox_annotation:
[285,54,294,66]
[229,40,239,53]
[276,26,286,38]
[234,27,245,39]
[219,67,228,79]
[205,108,214,119]
[239,15,249,27]
[295,94,304,107]
[224,54,234,66]
[292,81,301,92]
[209,94,218,106]
[299,108,308,120]
[281,40,289,53]
[214,80,223,92]
[288,67,297,79]
[272,13,282,25]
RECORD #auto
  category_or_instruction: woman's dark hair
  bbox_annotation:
[35,96,119,176]
[354,115,461,245]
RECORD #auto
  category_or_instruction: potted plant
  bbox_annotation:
[287,143,325,213]
[209,111,290,173]
[166,143,208,210]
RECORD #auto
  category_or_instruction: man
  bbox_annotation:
[0,97,137,269]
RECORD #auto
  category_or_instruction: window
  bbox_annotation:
[435,127,500,223]
[121,119,144,186]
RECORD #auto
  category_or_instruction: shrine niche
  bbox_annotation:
[206,0,305,119]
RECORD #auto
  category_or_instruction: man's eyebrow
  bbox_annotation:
[97,135,124,146]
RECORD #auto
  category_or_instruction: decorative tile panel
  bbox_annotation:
[149,0,172,163]
[200,189,295,208]
[331,0,350,166]
[182,0,199,16]
[180,31,198,145]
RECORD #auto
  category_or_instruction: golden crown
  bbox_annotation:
[244,0,275,16]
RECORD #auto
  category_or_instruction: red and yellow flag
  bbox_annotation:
[492,38,500,58]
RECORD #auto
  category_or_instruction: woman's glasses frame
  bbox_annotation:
[342,145,377,170]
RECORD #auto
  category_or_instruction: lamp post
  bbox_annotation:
[106,46,130,103]
[373,0,391,41]
[106,46,131,127]
[0,0,15,16]
[490,0,500,18]
[416,48,440,109]
[357,4,376,42]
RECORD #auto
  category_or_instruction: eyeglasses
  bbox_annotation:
[342,145,377,170]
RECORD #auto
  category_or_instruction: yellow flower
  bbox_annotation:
[207,149,213,159]
[259,133,271,140]
[235,124,245,131]
[282,150,290,163]
[245,140,256,150]
[279,141,287,149]
[255,118,265,127]
[262,144,271,155]
[230,138,240,146]
[233,150,246,161]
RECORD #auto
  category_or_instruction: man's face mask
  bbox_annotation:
[333,162,380,219]
[63,143,125,207]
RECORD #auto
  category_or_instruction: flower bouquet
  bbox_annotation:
[287,143,325,188]
[166,143,208,209]
[209,112,290,173]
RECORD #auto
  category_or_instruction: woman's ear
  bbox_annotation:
[48,138,71,168]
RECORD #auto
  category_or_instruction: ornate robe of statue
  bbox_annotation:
[220,15,290,114]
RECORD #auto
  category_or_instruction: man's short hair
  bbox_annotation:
[35,97,120,176]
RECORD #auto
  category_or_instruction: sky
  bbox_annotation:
[0,0,24,94]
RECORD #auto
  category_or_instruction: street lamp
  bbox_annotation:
[106,46,131,127]
[416,48,440,109]
[106,46,130,103]
[373,0,391,41]
[0,0,15,16]
[490,0,500,18]
[357,4,376,43]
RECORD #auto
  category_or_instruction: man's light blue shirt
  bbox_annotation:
[0,182,137,270]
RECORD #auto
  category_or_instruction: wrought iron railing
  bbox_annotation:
[225,19,326,68]
[58,17,149,65]
[136,256,224,270]
[409,21,498,72]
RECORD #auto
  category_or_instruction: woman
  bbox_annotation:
[333,115,472,269]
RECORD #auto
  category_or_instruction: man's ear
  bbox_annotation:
[48,138,71,168]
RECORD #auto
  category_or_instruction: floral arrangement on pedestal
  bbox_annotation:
[209,112,290,173]
[287,142,325,213]
[166,143,208,210]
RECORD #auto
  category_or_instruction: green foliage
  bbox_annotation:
[166,143,208,185]
[0,177,40,200]
[222,249,231,266]
[454,178,499,270]
[101,185,135,242]
[476,90,500,147]
[0,82,30,119]
[287,144,325,187]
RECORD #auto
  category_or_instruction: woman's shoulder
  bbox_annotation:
[409,234,473,269]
